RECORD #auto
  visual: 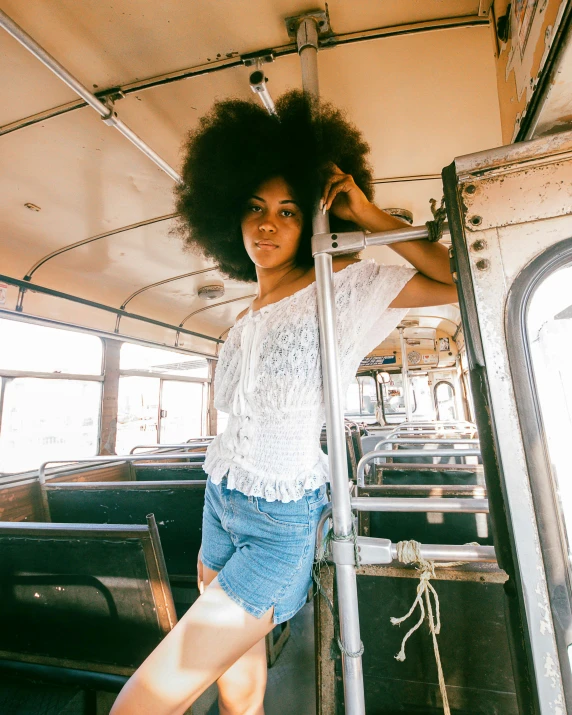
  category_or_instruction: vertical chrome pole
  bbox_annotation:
[398,327,413,421]
[296,17,366,715]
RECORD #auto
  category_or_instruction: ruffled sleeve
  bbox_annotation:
[334,259,417,385]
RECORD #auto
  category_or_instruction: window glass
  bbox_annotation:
[120,343,208,378]
[0,379,101,474]
[380,373,433,423]
[345,376,377,422]
[0,318,102,374]
[410,374,435,421]
[160,381,205,443]
[116,377,160,454]
[435,381,457,421]
[527,264,572,535]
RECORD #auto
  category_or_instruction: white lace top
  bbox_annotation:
[204,259,416,502]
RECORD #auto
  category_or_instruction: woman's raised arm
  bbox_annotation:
[322,164,458,307]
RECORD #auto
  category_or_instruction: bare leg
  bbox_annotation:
[109,571,275,715]
[202,563,267,715]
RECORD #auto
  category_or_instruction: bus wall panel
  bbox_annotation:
[0,482,42,522]
[47,463,132,484]
[493,0,568,142]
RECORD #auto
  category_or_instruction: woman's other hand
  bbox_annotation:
[321,163,372,225]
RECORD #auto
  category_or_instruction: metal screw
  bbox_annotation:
[465,184,476,194]
[470,215,482,227]
[476,259,490,271]
[331,234,337,240]
[472,239,487,251]
[332,242,338,248]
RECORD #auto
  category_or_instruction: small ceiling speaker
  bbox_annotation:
[383,208,413,225]
[198,283,225,300]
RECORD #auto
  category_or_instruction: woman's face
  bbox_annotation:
[241,176,304,271]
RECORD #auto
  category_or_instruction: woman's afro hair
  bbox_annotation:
[175,90,374,282]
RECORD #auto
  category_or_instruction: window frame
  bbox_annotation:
[506,236,572,684]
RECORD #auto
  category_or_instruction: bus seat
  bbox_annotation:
[0,520,175,689]
[44,480,206,584]
[134,463,208,481]
[315,562,517,714]
[357,484,493,546]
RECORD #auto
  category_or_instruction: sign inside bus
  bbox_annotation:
[360,355,397,367]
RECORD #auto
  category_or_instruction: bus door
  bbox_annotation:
[444,129,572,713]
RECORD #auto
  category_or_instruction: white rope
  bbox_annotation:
[390,540,476,715]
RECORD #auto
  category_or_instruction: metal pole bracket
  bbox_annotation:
[312,231,366,257]
[331,536,393,566]
[285,10,332,42]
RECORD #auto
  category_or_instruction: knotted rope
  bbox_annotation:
[391,540,477,715]
[313,524,364,659]
[426,197,447,242]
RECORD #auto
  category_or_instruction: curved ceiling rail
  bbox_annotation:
[22,214,177,282]
[15,213,178,313]
[175,294,256,346]
[0,273,224,345]
[0,15,488,137]
[114,266,218,333]
[0,9,181,183]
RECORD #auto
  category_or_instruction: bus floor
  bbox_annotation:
[0,601,316,715]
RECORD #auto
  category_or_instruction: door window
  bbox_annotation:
[434,381,457,421]
[160,381,204,444]
[116,376,160,454]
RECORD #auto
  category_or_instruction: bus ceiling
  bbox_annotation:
[0,0,570,355]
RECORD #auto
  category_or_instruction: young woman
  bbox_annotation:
[110,91,457,715]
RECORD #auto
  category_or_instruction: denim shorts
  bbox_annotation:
[200,476,329,624]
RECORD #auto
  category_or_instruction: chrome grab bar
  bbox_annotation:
[373,437,480,452]
[357,449,481,487]
[129,441,212,454]
[315,503,495,564]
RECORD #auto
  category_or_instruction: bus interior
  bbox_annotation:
[1,1,572,713]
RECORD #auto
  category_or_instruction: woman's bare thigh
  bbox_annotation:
[201,560,268,715]
[109,574,274,715]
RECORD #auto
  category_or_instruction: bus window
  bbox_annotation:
[160,381,205,443]
[116,376,160,454]
[0,319,103,474]
[117,343,209,453]
[345,376,377,422]
[526,264,572,544]
[434,380,457,421]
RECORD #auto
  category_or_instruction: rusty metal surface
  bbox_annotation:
[460,155,572,232]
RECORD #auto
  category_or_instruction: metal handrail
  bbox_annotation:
[315,504,495,563]
[373,437,480,452]
[38,454,211,484]
[129,441,212,455]
[0,10,181,183]
[351,496,488,512]
[357,449,481,487]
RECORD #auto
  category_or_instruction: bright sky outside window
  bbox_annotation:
[120,343,208,378]
[0,318,102,374]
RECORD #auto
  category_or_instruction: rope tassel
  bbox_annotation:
[390,539,476,715]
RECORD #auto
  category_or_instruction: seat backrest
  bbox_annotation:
[357,482,493,546]
[315,563,517,714]
[45,481,206,581]
[134,464,208,481]
[0,521,175,676]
